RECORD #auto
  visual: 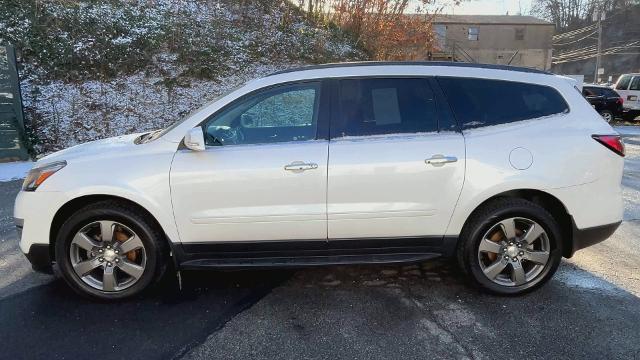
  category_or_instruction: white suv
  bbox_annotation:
[14,62,624,300]
[613,73,640,120]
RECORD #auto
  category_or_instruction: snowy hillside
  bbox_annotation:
[21,63,286,152]
[1,0,364,153]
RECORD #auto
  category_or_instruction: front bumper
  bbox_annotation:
[15,217,53,274]
[569,220,621,257]
[14,190,68,253]
[24,243,53,274]
[14,190,69,273]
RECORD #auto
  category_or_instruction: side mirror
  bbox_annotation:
[184,127,206,151]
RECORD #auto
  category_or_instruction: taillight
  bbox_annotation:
[617,97,624,105]
[592,135,625,157]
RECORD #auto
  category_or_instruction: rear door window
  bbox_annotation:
[332,78,438,138]
[437,77,569,129]
[630,76,640,91]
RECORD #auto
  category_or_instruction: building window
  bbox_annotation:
[515,28,525,40]
[468,27,479,41]
[434,24,447,49]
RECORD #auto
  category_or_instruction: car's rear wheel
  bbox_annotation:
[600,110,614,123]
[457,198,562,295]
[55,201,167,300]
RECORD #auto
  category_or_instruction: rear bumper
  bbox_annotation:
[623,109,640,118]
[569,220,621,257]
[612,105,624,117]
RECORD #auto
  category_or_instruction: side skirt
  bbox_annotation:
[173,236,458,270]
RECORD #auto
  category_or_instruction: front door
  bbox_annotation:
[171,81,329,243]
[327,77,465,239]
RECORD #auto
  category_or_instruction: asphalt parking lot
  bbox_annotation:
[1,127,640,360]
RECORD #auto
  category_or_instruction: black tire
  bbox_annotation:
[55,200,168,300]
[456,197,563,295]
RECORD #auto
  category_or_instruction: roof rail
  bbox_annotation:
[268,61,553,76]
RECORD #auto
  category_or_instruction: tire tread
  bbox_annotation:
[456,197,562,295]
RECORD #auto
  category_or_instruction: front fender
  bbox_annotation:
[61,185,180,244]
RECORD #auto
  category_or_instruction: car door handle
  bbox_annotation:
[284,162,318,171]
[425,155,458,167]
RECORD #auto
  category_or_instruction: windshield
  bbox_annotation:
[140,85,243,143]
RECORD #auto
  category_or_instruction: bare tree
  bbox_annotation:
[530,0,638,29]
[303,0,444,60]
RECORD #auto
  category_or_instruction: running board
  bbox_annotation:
[179,252,441,270]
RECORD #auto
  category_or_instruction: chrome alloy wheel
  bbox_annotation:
[69,220,146,292]
[477,217,550,286]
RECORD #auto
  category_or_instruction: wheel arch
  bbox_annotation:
[460,189,574,258]
[49,194,175,261]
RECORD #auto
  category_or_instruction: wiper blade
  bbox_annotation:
[139,130,161,143]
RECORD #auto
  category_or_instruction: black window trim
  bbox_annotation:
[435,76,571,130]
[188,79,331,149]
[428,77,460,132]
[327,75,460,141]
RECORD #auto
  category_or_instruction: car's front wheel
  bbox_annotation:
[457,198,563,295]
[55,200,167,300]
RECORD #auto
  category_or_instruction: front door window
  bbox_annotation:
[202,82,321,146]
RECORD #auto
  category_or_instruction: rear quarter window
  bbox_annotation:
[437,77,569,129]
[616,75,632,90]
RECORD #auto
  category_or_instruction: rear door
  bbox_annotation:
[326,77,465,239]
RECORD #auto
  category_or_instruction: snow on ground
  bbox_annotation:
[614,125,640,135]
[0,161,33,182]
[555,266,622,294]
[8,0,362,155]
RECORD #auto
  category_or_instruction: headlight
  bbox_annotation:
[22,161,67,191]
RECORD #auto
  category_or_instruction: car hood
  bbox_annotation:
[37,132,144,165]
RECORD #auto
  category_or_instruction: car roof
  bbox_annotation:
[267,61,552,77]
[583,83,614,89]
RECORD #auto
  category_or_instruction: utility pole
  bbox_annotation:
[593,8,605,83]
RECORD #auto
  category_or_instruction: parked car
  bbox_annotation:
[582,83,624,122]
[613,73,640,121]
[14,62,624,300]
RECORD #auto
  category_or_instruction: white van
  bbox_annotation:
[613,73,640,120]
